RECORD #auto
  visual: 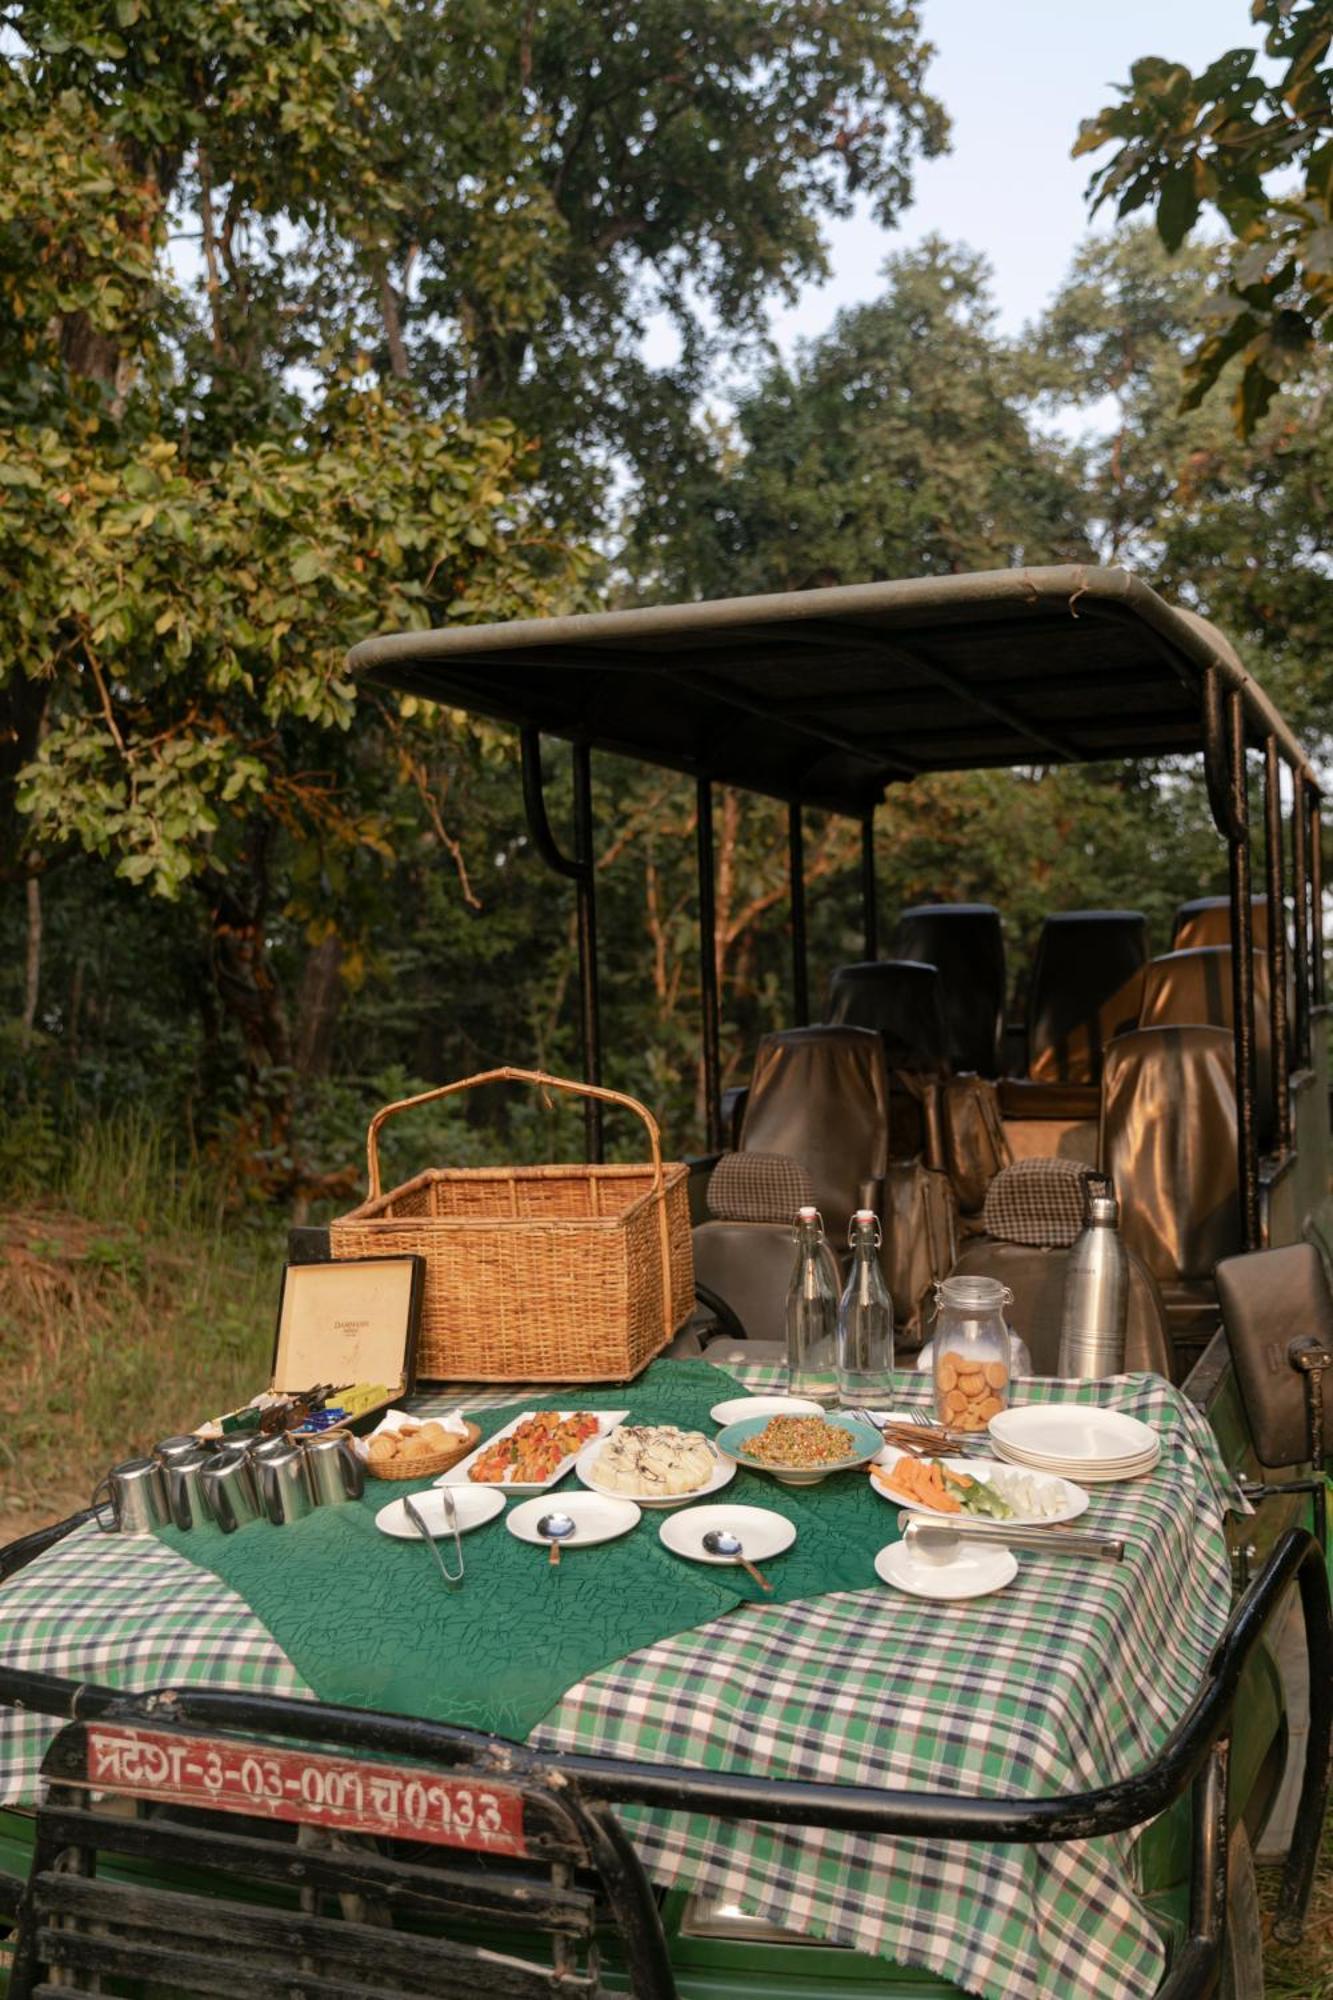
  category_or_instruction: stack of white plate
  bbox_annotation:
[986,1405,1160,1483]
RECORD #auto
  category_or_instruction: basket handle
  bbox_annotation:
[364,1066,665,1201]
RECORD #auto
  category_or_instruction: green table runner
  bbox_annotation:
[156,1361,902,1739]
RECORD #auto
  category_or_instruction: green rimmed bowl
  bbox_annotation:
[714,1411,883,1487]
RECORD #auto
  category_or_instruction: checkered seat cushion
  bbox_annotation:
[706,1151,816,1225]
[980,1158,1095,1249]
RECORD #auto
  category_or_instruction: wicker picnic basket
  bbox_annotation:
[329,1067,694,1383]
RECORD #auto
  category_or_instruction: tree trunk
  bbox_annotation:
[294,933,345,1081]
[22,872,41,1039]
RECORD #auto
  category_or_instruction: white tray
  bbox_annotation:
[437,1409,629,1496]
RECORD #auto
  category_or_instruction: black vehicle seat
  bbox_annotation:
[1100,1023,1241,1365]
[1026,911,1149,1085]
[738,1023,891,1244]
[890,903,1006,1077]
[691,1152,814,1345]
[1173,895,1271,953]
[948,1158,1172,1377]
[999,910,1147,1136]
[1137,945,1274,1148]
[827,958,950,1159]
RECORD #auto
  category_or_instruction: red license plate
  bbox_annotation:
[84,1725,527,1857]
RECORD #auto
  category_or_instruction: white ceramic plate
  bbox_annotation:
[375,1487,505,1539]
[505,1492,640,1549]
[659,1503,797,1566]
[874,1538,1017,1601]
[708,1395,824,1428]
[869,1449,1089,1526]
[575,1434,735,1510]
[987,1404,1158,1465]
[991,1439,1160,1484]
[438,1410,629,1495]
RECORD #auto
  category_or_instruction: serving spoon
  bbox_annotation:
[537,1511,577,1565]
[701,1528,774,1592]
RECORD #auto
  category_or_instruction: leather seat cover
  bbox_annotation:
[1101,1024,1241,1284]
[827,959,951,1074]
[1026,911,1149,1084]
[950,1237,1172,1377]
[1173,895,1270,952]
[691,1221,801,1345]
[1216,1243,1333,1468]
[740,1024,889,1243]
[890,903,1006,1077]
[1137,946,1273,1147]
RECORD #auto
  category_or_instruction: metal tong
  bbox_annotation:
[899,1513,1125,1562]
[403,1490,465,1586]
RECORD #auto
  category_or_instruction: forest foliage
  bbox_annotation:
[2,0,1332,1203]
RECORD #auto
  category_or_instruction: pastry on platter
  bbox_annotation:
[592,1425,714,1496]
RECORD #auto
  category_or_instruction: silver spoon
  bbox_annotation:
[701,1528,773,1592]
[537,1511,576,1566]
[902,1518,1125,1565]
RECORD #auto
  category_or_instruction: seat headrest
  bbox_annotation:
[891,902,1006,1077]
[1026,911,1149,1085]
[706,1151,815,1224]
[1139,945,1272,1146]
[826,959,950,1073]
[981,1158,1097,1248]
[1101,1023,1240,1282]
[741,1025,889,1241]
[1173,896,1270,952]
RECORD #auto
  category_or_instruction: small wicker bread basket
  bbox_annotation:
[360,1420,480,1482]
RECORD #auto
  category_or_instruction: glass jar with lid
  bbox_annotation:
[931,1274,1013,1433]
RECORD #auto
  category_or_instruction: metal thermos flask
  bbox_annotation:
[1057,1178,1129,1380]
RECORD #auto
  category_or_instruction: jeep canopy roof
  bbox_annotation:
[347,563,1317,816]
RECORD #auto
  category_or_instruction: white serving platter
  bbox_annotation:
[505,1492,640,1549]
[659,1503,796,1567]
[375,1487,505,1539]
[869,1449,1089,1527]
[987,1404,1158,1466]
[437,1409,629,1496]
[575,1434,734,1510]
[874,1538,1017,1601]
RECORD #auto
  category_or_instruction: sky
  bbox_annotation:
[765,0,1264,353]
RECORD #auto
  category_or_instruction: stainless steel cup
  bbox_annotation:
[251,1432,296,1466]
[165,1447,215,1530]
[91,1458,170,1536]
[154,1434,203,1466]
[302,1432,365,1506]
[257,1441,317,1526]
[200,1454,262,1533]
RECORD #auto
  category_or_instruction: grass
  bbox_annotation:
[0,1111,280,1533]
[1262,1812,1333,1997]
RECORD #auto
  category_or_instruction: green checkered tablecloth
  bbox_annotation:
[0,1366,1243,2000]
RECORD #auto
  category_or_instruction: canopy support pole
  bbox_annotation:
[861,814,879,961]
[1264,738,1291,1154]
[1292,771,1312,1068]
[519,727,603,1161]
[697,778,722,1152]
[1225,692,1261,1249]
[1311,793,1325,1009]
[789,803,809,1026]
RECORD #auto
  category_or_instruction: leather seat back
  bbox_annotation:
[1216,1243,1333,1468]
[890,903,1006,1077]
[1026,911,1149,1084]
[1101,1024,1241,1285]
[827,959,950,1074]
[739,1024,889,1243]
[1138,945,1273,1147]
[1173,895,1270,952]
